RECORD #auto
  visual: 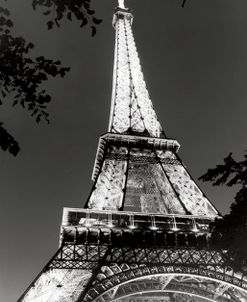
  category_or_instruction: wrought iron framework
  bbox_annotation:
[18,1,247,302]
[20,242,247,302]
[109,7,162,137]
[88,133,219,216]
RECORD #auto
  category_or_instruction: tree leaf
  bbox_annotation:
[67,12,72,21]
[93,17,102,25]
[47,20,53,30]
[0,123,20,156]
[91,25,96,37]
[43,10,51,16]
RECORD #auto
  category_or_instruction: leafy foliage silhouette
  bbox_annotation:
[32,0,102,35]
[0,0,101,156]
[199,152,247,272]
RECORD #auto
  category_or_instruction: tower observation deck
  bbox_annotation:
[19,1,247,302]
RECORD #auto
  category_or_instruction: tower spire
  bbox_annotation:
[109,3,163,137]
[118,0,125,9]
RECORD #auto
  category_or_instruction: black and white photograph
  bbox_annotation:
[1,0,247,301]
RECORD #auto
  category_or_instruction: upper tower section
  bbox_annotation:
[108,1,163,138]
[86,1,219,217]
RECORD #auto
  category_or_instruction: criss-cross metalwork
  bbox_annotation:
[18,2,246,302]
[20,242,247,302]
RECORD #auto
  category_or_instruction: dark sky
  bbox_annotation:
[1,0,247,301]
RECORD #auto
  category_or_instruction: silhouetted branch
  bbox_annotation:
[199,152,247,186]
[0,122,20,156]
[182,0,187,8]
[1,1,102,156]
[32,0,102,36]
[0,5,70,155]
[200,151,247,272]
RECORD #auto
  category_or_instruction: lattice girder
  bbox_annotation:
[19,269,93,302]
[115,293,212,302]
[80,259,247,302]
[25,243,246,302]
[17,3,244,302]
[97,276,236,302]
[88,134,219,216]
[109,8,163,137]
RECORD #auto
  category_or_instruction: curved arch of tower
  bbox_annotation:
[18,1,247,302]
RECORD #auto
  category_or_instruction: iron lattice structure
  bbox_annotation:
[18,1,247,302]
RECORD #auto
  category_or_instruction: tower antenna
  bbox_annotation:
[118,0,125,9]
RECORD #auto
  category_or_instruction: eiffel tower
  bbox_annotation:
[19,1,247,302]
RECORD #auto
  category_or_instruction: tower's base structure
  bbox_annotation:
[19,208,247,302]
[19,2,247,302]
